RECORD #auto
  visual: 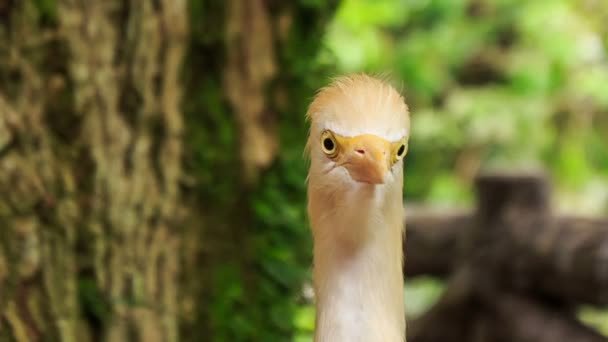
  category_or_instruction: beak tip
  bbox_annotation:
[340,134,391,185]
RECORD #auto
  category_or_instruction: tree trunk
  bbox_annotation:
[1,0,339,340]
[0,1,187,341]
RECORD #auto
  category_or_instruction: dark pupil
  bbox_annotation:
[323,138,334,151]
[397,144,405,156]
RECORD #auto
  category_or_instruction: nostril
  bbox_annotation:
[355,149,365,155]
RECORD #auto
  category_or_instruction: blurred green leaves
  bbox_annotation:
[579,306,608,336]
[404,277,446,319]
[326,0,608,213]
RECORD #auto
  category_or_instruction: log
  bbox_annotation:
[405,172,608,341]
[488,293,607,342]
[476,173,608,306]
[408,269,607,342]
[404,173,608,306]
[404,207,470,277]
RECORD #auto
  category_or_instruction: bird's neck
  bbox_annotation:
[309,183,405,342]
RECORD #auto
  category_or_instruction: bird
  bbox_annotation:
[306,74,410,341]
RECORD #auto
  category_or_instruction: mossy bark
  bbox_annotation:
[0,1,187,341]
[1,0,339,340]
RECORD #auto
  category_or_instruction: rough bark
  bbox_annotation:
[0,1,187,341]
[1,1,340,340]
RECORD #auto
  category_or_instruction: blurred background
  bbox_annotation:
[0,0,607,341]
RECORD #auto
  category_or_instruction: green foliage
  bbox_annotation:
[404,277,446,319]
[32,0,58,26]
[184,1,338,341]
[579,306,608,336]
[326,0,608,213]
[242,3,340,339]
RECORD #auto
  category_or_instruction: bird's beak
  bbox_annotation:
[336,134,391,184]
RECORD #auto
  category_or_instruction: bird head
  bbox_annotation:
[306,75,409,341]
[306,75,410,188]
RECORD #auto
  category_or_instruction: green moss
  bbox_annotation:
[78,276,111,334]
[32,0,58,26]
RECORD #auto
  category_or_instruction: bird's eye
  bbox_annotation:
[397,144,406,157]
[391,140,408,164]
[321,131,338,157]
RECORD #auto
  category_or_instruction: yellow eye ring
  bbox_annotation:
[321,130,338,157]
[391,140,408,164]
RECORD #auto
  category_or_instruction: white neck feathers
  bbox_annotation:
[308,180,405,342]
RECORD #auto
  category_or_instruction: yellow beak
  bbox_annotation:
[336,134,391,184]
